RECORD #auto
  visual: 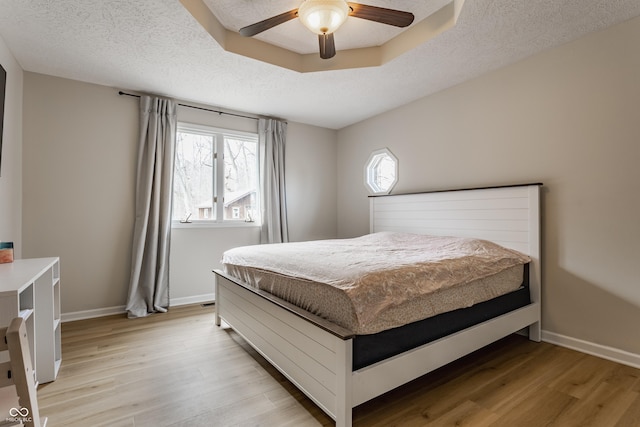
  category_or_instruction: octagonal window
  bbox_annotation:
[365,148,398,195]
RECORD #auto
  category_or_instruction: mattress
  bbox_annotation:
[222,232,531,335]
[353,280,530,369]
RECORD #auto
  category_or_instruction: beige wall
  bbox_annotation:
[23,74,138,313]
[337,16,640,355]
[0,36,23,256]
[286,122,338,242]
[23,73,338,314]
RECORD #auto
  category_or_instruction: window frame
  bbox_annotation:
[364,147,398,195]
[172,122,261,228]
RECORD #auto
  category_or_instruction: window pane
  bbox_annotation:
[373,154,396,192]
[223,137,258,221]
[365,148,398,194]
[172,131,214,221]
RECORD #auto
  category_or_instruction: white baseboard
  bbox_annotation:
[61,294,216,323]
[542,330,640,369]
[169,293,215,307]
[62,305,126,323]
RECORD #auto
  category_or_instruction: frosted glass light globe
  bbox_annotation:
[298,0,350,35]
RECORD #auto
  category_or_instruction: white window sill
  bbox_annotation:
[172,220,261,229]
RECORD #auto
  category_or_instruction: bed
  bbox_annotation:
[213,183,542,427]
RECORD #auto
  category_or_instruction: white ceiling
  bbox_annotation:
[0,0,639,129]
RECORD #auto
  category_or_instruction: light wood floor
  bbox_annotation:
[37,304,640,427]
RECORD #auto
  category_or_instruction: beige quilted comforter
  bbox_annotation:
[222,232,531,334]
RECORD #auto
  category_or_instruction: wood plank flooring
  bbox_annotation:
[36,304,640,426]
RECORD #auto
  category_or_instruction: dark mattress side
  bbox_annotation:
[353,264,531,371]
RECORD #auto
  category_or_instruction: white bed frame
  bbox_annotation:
[214,184,542,427]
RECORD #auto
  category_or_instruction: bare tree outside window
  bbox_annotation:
[224,137,258,221]
[172,125,259,223]
[173,131,214,221]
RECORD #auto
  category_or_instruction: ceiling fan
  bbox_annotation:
[239,0,414,59]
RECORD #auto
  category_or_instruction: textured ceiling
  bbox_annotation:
[0,0,639,129]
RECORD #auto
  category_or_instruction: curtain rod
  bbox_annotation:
[118,91,259,121]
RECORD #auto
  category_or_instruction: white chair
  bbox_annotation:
[0,317,47,427]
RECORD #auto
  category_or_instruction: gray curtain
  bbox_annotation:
[259,118,289,244]
[126,96,177,318]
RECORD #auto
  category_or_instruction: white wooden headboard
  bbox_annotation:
[370,184,542,305]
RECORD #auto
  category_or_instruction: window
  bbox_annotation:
[365,148,398,195]
[172,123,260,224]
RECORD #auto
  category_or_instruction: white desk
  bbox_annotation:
[0,257,61,383]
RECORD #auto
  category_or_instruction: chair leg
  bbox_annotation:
[7,318,42,427]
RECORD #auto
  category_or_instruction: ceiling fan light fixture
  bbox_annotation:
[298,0,350,35]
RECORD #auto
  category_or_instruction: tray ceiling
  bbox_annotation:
[205,0,449,54]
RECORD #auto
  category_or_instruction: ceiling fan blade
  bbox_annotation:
[347,3,414,27]
[239,9,298,37]
[319,33,336,59]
